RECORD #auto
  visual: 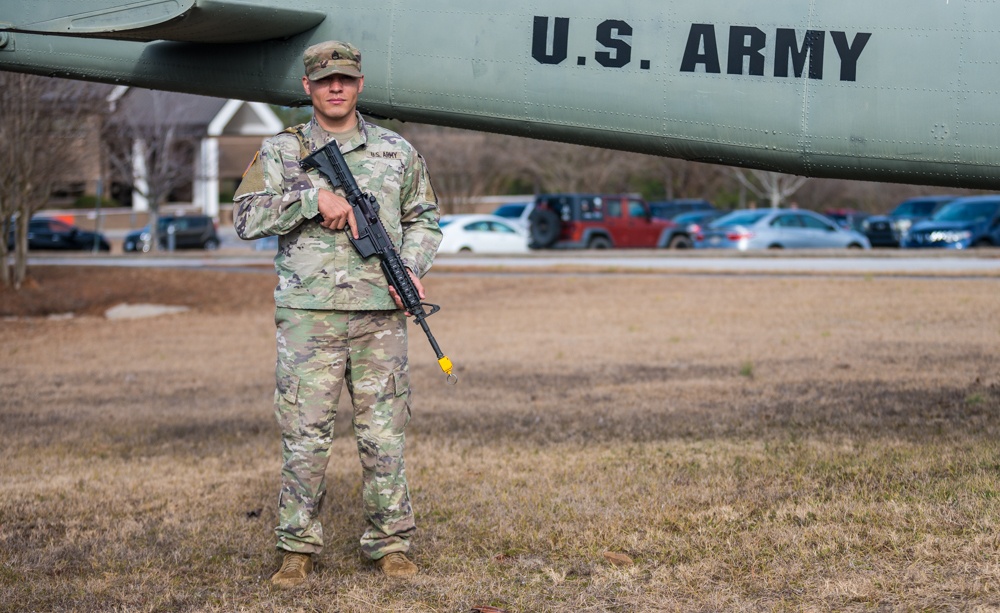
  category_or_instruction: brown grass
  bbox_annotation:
[1,266,999,611]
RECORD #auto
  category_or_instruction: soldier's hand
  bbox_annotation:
[317,189,359,239]
[388,269,425,315]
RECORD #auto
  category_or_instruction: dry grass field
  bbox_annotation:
[1,264,999,612]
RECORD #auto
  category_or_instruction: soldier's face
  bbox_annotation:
[303,73,364,131]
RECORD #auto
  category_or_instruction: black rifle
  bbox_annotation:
[301,140,457,384]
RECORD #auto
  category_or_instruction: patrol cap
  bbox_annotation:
[303,40,363,80]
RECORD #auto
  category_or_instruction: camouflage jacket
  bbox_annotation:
[233,114,441,311]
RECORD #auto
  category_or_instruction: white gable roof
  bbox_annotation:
[209,99,284,136]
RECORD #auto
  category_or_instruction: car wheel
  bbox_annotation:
[588,236,612,249]
[847,243,864,249]
[459,246,473,253]
[529,209,560,248]
[668,234,693,249]
[972,239,993,248]
[767,244,784,249]
[203,238,220,250]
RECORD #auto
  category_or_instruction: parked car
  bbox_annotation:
[123,214,220,252]
[6,217,110,251]
[438,214,529,254]
[491,201,534,230]
[659,210,726,249]
[900,195,1000,249]
[528,193,676,249]
[694,208,870,250]
[824,208,871,233]
[648,198,716,220]
[862,195,957,247]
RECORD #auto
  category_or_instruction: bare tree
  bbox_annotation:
[103,89,198,250]
[731,169,809,208]
[404,123,739,207]
[792,177,985,214]
[405,126,511,213]
[638,156,732,202]
[505,138,677,196]
[0,74,102,289]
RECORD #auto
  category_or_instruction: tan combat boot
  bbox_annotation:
[375,552,418,577]
[270,552,313,588]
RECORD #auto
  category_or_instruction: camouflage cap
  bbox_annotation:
[303,41,363,80]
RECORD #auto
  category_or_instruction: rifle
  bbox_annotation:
[301,140,457,384]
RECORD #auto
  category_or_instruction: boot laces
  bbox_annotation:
[280,553,308,574]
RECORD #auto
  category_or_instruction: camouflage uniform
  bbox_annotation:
[234,113,441,560]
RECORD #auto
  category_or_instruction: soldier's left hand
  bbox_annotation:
[388,269,424,315]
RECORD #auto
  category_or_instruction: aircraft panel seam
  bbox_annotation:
[386,0,397,115]
[953,0,969,184]
[800,0,818,175]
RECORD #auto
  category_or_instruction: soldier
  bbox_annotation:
[233,40,442,588]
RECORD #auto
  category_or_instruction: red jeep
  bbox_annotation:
[528,193,677,249]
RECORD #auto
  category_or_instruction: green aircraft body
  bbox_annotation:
[1,0,998,188]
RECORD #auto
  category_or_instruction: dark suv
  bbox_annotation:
[528,193,677,249]
[862,196,956,247]
[901,195,1000,249]
[123,214,220,252]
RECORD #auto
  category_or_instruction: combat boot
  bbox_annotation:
[270,551,313,588]
[375,552,418,577]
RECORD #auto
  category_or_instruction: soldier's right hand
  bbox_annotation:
[317,189,359,239]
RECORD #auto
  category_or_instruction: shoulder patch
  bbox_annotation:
[241,150,260,178]
[234,151,266,200]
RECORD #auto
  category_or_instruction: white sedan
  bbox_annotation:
[437,214,530,254]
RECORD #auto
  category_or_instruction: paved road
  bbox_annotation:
[25,249,1000,276]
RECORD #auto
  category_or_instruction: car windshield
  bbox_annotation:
[710,211,769,228]
[931,200,999,223]
[493,203,527,218]
[893,199,945,217]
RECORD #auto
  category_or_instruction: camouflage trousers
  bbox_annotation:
[273,306,415,560]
